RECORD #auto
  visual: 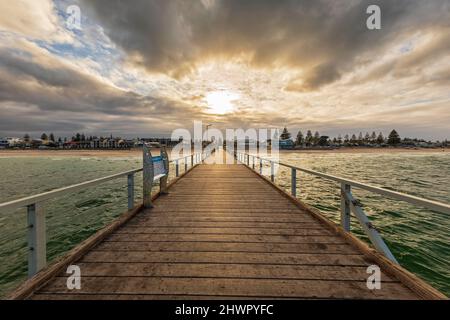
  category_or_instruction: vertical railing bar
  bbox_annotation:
[176,160,179,177]
[340,183,351,231]
[27,203,46,278]
[127,173,134,210]
[270,161,275,182]
[291,168,297,197]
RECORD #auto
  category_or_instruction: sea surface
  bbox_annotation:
[0,152,449,297]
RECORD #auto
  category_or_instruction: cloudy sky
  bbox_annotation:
[0,0,449,139]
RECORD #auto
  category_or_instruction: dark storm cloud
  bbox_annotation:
[0,45,205,135]
[80,0,450,90]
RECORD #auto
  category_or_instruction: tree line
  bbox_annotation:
[280,128,403,146]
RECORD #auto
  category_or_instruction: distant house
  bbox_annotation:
[0,138,8,148]
[279,139,294,150]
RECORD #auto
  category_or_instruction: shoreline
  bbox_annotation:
[0,147,448,158]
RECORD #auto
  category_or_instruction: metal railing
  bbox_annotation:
[235,151,450,264]
[0,150,207,278]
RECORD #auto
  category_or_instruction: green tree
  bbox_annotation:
[358,132,363,143]
[41,133,48,141]
[75,133,81,142]
[318,136,329,146]
[305,130,313,146]
[371,131,377,144]
[23,133,30,142]
[388,130,401,145]
[295,131,304,146]
[280,127,291,140]
[377,132,385,144]
[313,131,320,145]
[49,133,55,142]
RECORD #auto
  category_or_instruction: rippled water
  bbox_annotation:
[0,152,449,297]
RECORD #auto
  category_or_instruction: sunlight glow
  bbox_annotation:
[205,91,239,115]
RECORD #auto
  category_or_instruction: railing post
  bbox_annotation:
[160,147,169,194]
[252,156,255,170]
[247,154,250,166]
[340,183,351,231]
[127,173,134,210]
[259,159,263,174]
[176,160,179,177]
[184,157,188,172]
[270,161,275,182]
[27,203,46,277]
[191,154,194,167]
[143,145,154,208]
[291,168,297,197]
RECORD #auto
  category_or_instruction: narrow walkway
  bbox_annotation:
[30,164,419,299]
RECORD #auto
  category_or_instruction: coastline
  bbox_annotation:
[0,147,448,158]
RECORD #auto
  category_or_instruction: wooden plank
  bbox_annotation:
[129,216,317,223]
[31,294,293,300]
[115,226,333,236]
[81,251,370,266]
[38,277,417,299]
[106,233,348,244]
[95,241,359,254]
[50,262,399,281]
[124,221,324,228]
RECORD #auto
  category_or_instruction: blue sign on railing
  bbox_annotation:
[143,145,170,208]
[152,156,167,179]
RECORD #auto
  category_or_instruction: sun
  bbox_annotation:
[205,91,239,115]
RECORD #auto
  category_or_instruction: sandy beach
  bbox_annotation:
[0,147,448,158]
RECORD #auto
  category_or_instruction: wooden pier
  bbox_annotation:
[12,164,445,300]
[10,162,446,300]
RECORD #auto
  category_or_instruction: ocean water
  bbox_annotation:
[0,152,449,297]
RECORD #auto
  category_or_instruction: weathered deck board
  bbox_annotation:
[28,163,425,299]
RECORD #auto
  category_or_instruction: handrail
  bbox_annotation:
[235,151,450,263]
[239,152,450,215]
[0,168,143,213]
[0,152,204,213]
[0,150,207,278]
